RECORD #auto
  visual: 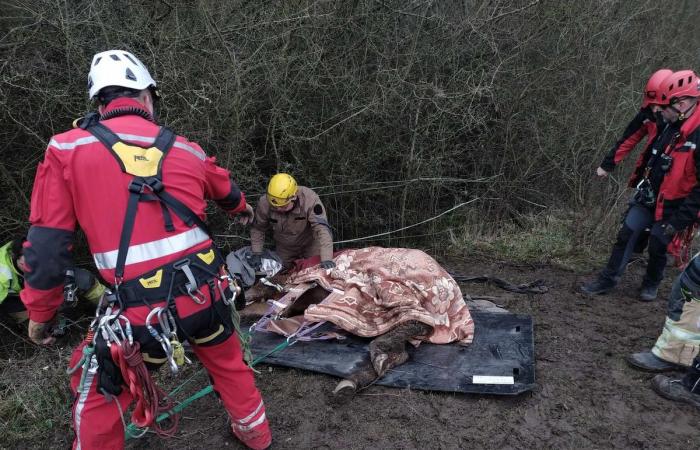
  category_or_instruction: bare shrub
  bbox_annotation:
[1,0,699,252]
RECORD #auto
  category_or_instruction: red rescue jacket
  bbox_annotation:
[600,107,659,188]
[658,109,700,228]
[20,98,247,322]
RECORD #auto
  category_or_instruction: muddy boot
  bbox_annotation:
[626,351,680,372]
[651,375,700,409]
[369,321,431,377]
[639,283,659,302]
[580,277,616,296]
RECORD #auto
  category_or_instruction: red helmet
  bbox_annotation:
[642,69,672,107]
[659,70,700,106]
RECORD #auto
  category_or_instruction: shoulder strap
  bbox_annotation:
[86,122,120,149]
[86,122,176,152]
[86,123,176,177]
[152,126,176,151]
[84,123,210,282]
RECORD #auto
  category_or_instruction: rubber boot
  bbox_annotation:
[231,417,272,450]
[580,277,616,296]
[639,284,659,302]
[651,375,700,409]
[626,351,680,372]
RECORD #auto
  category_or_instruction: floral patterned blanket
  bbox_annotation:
[279,247,474,345]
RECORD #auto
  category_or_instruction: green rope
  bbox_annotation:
[67,345,95,392]
[231,306,256,371]
[125,338,291,440]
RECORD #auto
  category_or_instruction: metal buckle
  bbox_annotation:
[63,269,78,307]
[173,260,206,304]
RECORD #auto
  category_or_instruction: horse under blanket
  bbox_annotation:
[270,247,475,345]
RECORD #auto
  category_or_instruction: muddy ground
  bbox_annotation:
[124,255,695,450]
[3,254,697,449]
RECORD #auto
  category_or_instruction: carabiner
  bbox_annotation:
[115,315,133,345]
[186,285,207,304]
[217,275,240,306]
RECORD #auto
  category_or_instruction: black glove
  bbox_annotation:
[319,260,336,269]
[95,335,124,396]
[247,253,262,271]
[74,268,96,291]
[663,223,678,238]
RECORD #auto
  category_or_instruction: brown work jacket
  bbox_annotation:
[250,186,333,265]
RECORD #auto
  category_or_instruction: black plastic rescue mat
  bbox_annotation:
[249,311,535,395]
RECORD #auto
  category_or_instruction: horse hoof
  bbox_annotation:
[333,379,356,394]
[330,380,357,406]
[371,353,389,377]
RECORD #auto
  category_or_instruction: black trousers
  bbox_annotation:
[599,204,669,287]
[683,356,700,392]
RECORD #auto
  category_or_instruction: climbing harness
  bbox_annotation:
[66,114,255,438]
[634,126,679,208]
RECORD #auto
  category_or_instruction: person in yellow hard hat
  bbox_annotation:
[249,174,334,270]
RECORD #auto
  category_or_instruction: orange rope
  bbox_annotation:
[110,341,179,437]
[669,223,699,269]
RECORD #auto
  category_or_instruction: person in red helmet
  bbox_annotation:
[628,70,700,372]
[21,50,271,449]
[596,69,672,179]
[582,69,678,301]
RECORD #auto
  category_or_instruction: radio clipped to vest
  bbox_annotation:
[634,129,681,208]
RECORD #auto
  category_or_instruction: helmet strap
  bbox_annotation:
[671,99,698,121]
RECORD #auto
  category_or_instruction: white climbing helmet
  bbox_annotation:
[87,50,157,99]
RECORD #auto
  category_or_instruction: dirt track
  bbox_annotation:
[122,255,697,450]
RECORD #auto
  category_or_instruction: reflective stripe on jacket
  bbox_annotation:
[21,98,248,322]
[0,241,21,304]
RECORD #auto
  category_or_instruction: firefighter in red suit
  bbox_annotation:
[20,50,272,449]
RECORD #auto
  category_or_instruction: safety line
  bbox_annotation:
[214,198,479,244]
[333,198,478,244]
[125,338,292,440]
[246,175,498,198]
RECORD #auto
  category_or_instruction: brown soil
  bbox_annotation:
[87,257,700,448]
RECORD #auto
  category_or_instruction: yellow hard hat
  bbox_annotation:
[267,173,298,207]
